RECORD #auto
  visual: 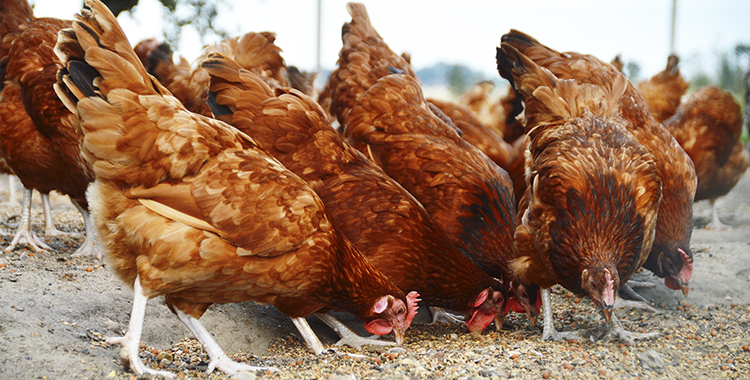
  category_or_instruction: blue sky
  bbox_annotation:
[32,0,750,84]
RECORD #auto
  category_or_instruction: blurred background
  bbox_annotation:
[31,0,750,135]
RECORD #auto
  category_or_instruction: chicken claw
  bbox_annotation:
[315,312,397,350]
[106,278,175,378]
[174,309,279,374]
[41,194,81,238]
[429,307,465,325]
[4,188,51,255]
[594,314,659,345]
[68,199,102,259]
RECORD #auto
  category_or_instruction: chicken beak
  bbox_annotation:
[494,315,503,331]
[601,305,613,322]
[526,311,537,327]
[681,284,689,296]
[393,327,405,345]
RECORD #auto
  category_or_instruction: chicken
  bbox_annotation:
[144,32,289,117]
[0,0,98,257]
[496,87,526,144]
[663,86,750,229]
[427,98,528,205]
[53,0,417,376]
[318,4,417,128]
[500,30,696,297]
[637,54,689,124]
[325,3,524,324]
[455,81,525,144]
[202,52,504,337]
[457,81,503,129]
[496,40,663,343]
[286,65,318,98]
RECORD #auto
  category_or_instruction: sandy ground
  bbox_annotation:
[0,170,748,380]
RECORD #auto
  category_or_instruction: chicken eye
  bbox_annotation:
[397,307,405,314]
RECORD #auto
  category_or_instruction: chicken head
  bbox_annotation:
[581,267,619,322]
[364,291,420,344]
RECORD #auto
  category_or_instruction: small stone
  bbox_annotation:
[541,370,551,379]
[387,347,406,354]
[478,369,493,377]
[639,349,666,375]
[156,352,173,362]
[400,358,415,366]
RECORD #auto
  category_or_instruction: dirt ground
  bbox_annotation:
[0,169,748,380]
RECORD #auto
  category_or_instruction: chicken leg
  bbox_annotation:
[595,312,659,345]
[541,288,658,344]
[540,288,583,342]
[314,312,396,350]
[291,317,327,354]
[69,199,102,259]
[105,276,177,378]
[3,187,52,255]
[174,309,278,374]
[41,193,81,238]
[705,198,729,230]
[429,306,465,325]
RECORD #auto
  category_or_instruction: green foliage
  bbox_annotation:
[689,71,713,90]
[446,64,475,96]
[157,0,229,50]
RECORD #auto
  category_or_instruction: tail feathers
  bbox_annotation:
[201,53,277,120]
[497,43,626,131]
[496,43,557,99]
[54,0,167,101]
[342,3,381,43]
[666,54,679,76]
[203,32,288,87]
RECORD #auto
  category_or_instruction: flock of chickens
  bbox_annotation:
[1,0,748,377]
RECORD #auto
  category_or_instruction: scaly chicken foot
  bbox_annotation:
[705,198,730,230]
[174,309,279,374]
[613,297,657,313]
[617,283,651,304]
[540,288,584,342]
[429,306,465,325]
[105,276,176,378]
[291,317,328,354]
[4,188,52,255]
[69,199,102,259]
[41,193,81,238]
[592,314,659,345]
[314,312,396,350]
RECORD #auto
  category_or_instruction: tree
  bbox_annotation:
[96,0,228,49]
[446,64,472,97]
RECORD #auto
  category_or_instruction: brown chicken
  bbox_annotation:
[325,3,525,324]
[455,81,525,144]
[497,40,663,343]
[500,30,697,297]
[637,54,689,124]
[663,86,750,229]
[143,32,290,117]
[318,4,417,127]
[0,0,98,257]
[202,53,504,336]
[428,98,529,206]
[457,81,503,129]
[426,97,537,317]
[54,0,417,376]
